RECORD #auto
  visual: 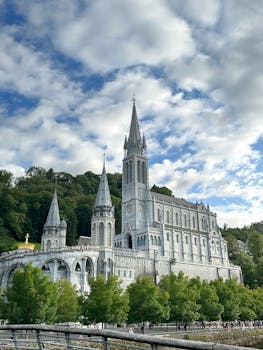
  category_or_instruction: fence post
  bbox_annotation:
[36,329,44,350]
[103,336,110,350]
[11,330,18,350]
[65,332,72,350]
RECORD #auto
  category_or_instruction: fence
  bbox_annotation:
[0,324,259,350]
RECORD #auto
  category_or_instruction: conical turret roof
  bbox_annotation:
[95,162,112,208]
[45,190,61,227]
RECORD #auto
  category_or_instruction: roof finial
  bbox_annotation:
[132,93,136,106]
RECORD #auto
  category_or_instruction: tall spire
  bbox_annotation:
[95,160,112,208]
[45,190,61,228]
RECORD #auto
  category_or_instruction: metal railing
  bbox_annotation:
[0,324,259,350]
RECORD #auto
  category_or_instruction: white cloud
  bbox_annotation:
[14,0,195,72]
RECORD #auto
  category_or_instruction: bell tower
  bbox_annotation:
[122,99,152,248]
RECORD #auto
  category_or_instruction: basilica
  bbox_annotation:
[0,102,242,293]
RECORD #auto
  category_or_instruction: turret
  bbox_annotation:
[91,161,115,248]
[41,190,67,251]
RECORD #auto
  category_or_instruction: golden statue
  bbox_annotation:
[18,233,35,250]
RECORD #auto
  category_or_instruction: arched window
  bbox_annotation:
[166,211,170,224]
[192,216,196,229]
[158,237,161,246]
[137,237,140,246]
[175,212,179,225]
[157,209,161,222]
[202,217,208,231]
[99,222,104,246]
[137,160,141,182]
[154,236,157,245]
[150,235,153,245]
[107,223,112,246]
[75,263,81,272]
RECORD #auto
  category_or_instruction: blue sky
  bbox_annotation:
[1,0,263,228]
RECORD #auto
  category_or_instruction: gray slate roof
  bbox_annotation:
[95,163,112,208]
[45,190,61,227]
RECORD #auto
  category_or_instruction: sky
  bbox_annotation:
[0,0,263,228]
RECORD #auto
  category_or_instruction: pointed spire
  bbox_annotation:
[45,190,61,228]
[127,97,145,156]
[95,159,112,208]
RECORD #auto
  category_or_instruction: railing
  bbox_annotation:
[0,324,259,350]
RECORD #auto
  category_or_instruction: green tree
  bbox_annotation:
[128,276,170,324]
[55,279,80,323]
[211,278,240,321]
[235,252,257,287]
[5,263,58,324]
[252,287,263,319]
[238,285,256,321]
[159,272,200,322]
[198,281,223,321]
[151,185,173,197]
[83,275,129,325]
[248,231,263,262]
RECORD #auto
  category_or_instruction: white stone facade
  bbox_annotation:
[0,103,242,293]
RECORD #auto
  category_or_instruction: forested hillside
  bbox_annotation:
[1,166,263,287]
[222,225,263,287]
[0,167,122,252]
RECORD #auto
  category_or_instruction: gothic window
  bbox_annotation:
[192,216,196,229]
[75,263,81,272]
[184,214,187,227]
[86,258,93,277]
[154,236,157,245]
[166,211,170,224]
[157,208,161,222]
[128,161,132,183]
[202,217,208,231]
[150,235,153,245]
[107,223,112,246]
[211,240,215,251]
[126,163,129,184]
[137,237,140,246]
[142,162,146,184]
[144,235,146,245]
[175,212,179,225]
[99,222,104,246]
[158,237,161,246]
[212,221,215,229]
[46,240,51,251]
[216,241,219,252]
[137,160,141,182]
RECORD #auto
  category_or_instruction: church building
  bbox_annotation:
[0,102,242,292]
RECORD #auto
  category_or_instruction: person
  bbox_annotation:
[129,327,134,333]
[140,323,145,334]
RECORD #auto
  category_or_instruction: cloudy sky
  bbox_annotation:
[1,0,263,228]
